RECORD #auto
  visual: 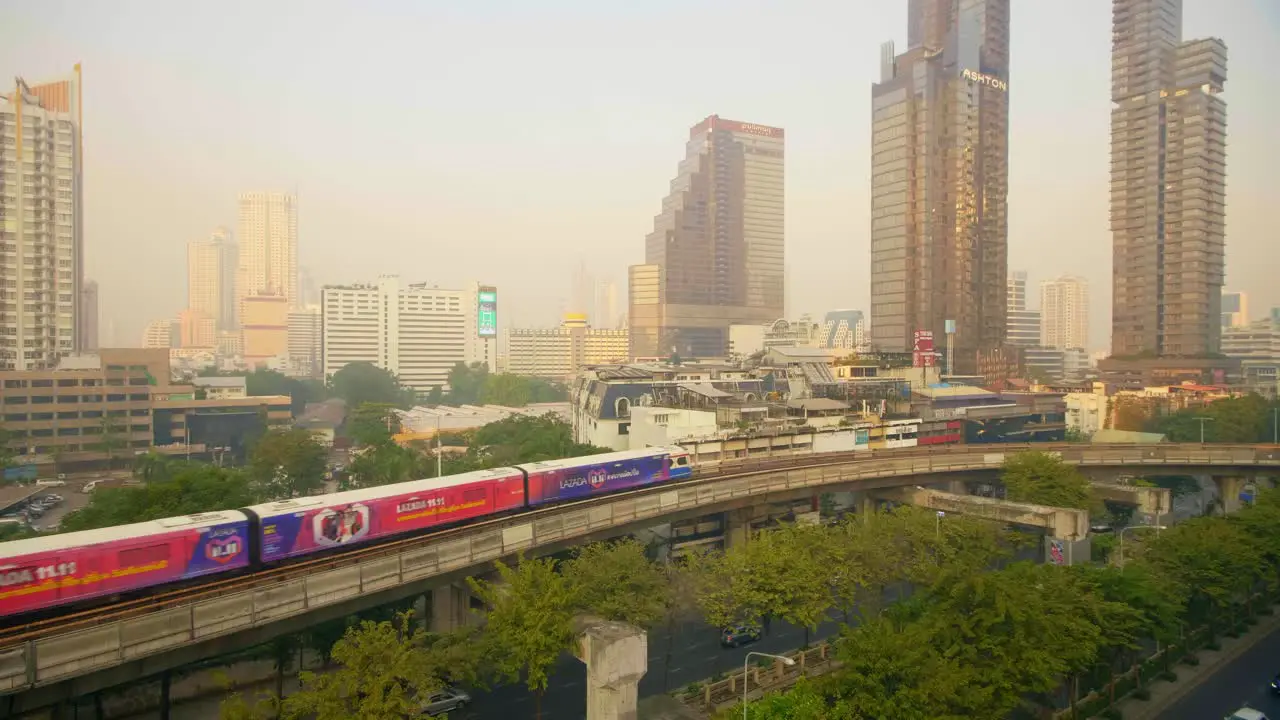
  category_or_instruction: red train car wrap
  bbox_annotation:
[0,513,250,617]
[252,469,526,562]
[523,449,673,507]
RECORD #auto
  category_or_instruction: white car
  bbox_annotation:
[1227,708,1270,720]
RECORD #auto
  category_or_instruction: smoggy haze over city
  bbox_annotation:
[3,0,1278,352]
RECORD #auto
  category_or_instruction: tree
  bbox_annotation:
[425,386,444,406]
[563,539,669,628]
[344,443,430,490]
[824,615,978,720]
[445,362,489,406]
[728,678,843,720]
[692,522,834,646]
[1064,427,1093,443]
[1001,450,1098,511]
[1141,516,1265,631]
[480,374,531,407]
[60,463,259,532]
[922,562,1125,717]
[0,425,15,469]
[244,369,326,416]
[469,414,606,466]
[248,428,328,500]
[95,415,129,467]
[1152,394,1276,443]
[349,403,401,446]
[284,612,445,720]
[468,555,576,719]
[330,362,413,409]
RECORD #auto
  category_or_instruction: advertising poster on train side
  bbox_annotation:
[527,455,668,506]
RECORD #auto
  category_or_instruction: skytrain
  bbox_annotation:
[0,446,692,619]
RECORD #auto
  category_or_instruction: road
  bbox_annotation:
[454,613,846,720]
[1154,622,1280,720]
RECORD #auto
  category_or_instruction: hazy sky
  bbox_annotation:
[3,0,1277,352]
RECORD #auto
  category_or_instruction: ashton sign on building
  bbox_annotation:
[962,68,1008,92]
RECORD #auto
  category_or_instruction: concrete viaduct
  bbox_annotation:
[1,442,1276,717]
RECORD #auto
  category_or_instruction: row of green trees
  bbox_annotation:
[219,538,671,720]
[217,361,568,415]
[714,477,1280,718]
[343,407,607,490]
[1150,393,1280,444]
[34,409,598,535]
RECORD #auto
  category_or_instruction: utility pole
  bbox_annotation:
[1194,416,1214,444]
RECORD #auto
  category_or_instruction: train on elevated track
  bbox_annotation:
[0,446,693,619]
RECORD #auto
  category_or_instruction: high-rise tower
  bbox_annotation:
[235,192,299,316]
[1040,276,1090,351]
[629,115,784,359]
[870,0,1010,372]
[0,67,84,369]
[188,227,238,331]
[1110,0,1226,357]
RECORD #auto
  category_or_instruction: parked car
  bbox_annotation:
[1227,707,1270,720]
[720,624,762,649]
[420,686,470,716]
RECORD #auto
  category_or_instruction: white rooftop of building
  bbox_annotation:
[397,402,571,433]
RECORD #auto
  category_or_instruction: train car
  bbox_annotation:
[521,446,689,508]
[0,511,250,617]
[247,467,527,563]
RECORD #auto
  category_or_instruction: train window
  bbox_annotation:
[120,544,170,567]
[462,488,487,503]
[675,456,689,466]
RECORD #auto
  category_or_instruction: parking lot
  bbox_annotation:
[1,482,93,531]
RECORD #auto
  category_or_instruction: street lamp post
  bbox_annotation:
[1272,408,1278,445]
[1117,523,1166,568]
[1194,416,1214,444]
[743,652,796,718]
[436,414,443,478]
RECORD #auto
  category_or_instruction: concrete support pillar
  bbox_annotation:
[724,508,752,549]
[1214,475,1246,514]
[577,621,648,720]
[855,492,876,516]
[429,583,471,634]
[945,480,967,495]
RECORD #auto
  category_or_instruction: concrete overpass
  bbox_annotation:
[1,443,1276,715]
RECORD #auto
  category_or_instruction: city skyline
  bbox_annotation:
[2,1,1277,353]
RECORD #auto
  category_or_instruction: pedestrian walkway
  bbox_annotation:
[1115,608,1280,720]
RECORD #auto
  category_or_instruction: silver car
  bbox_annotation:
[420,686,470,716]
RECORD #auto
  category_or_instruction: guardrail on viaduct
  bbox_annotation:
[1,442,1277,701]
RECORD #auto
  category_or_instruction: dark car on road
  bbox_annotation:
[720,624,762,649]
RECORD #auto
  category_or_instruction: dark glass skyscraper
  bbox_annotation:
[630,115,785,359]
[869,0,1010,373]
[1110,0,1227,358]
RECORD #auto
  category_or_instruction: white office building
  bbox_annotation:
[1,69,84,369]
[287,305,322,378]
[504,314,629,380]
[1040,276,1089,351]
[321,276,495,393]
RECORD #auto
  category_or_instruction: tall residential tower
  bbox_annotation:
[870,0,1010,372]
[1110,0,1226,357]
[1040,276,1089,351]
[235,192,299,314]
[629,115,784,359]
[0,67,84,369]
[187,226,238,331]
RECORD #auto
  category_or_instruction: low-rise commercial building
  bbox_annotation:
[0,349,290,471]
